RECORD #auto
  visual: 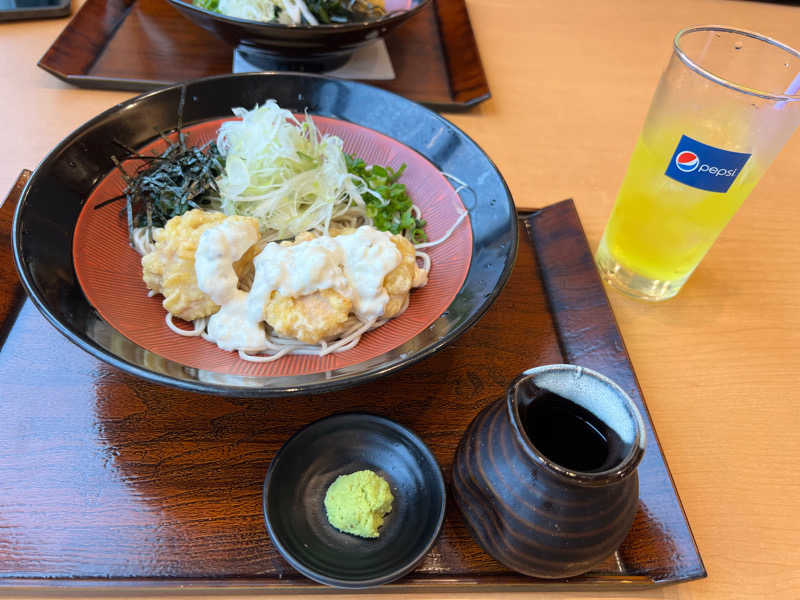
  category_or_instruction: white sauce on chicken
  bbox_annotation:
[189,223,411,353]
[338,227,404,320]
[248,226,402,323]
[195,218,259,305]
[206,290,268,352]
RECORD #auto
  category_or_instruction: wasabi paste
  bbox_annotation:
[324,470,394,538]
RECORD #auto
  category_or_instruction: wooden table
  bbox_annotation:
[1,0,799,598]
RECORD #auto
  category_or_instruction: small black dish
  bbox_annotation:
[166,0,430,72]
[262,413,446,588]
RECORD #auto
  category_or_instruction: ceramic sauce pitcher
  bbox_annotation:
[452,364,646,579]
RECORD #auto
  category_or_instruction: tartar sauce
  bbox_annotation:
[247,226,402,323]
[195,217,259,305]
[206,290,268,352]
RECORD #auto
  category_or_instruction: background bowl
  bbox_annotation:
[263,412,446,588]
[166,0,431,71]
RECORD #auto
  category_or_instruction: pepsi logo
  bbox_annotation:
[675,150,700,172]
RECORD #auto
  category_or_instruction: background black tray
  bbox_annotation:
[38,0,490,110]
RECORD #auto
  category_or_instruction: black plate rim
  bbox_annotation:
[12,71,518,397]
[261,411,446,588]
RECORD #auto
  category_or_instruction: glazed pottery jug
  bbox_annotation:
[452,364,646,579]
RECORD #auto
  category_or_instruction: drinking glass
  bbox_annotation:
[595,26,800,301]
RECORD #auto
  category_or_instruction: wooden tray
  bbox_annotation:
[37,0,490,110]
[0,171,705,591]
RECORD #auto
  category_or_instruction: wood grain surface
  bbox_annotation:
[2,0,800,598]
[0,179,703,590]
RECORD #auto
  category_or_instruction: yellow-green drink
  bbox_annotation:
[597,132,762,285]
[596,26,800,301]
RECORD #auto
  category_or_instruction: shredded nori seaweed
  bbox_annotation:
[95,87,224,245]
[304,0,385,23]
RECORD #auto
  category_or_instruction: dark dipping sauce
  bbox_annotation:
[520,390,624,473]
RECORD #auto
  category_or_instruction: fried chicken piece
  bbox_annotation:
[141,209,258,321]
[382,234,428,319]
[252,228,427,345]
[265,289,353,344]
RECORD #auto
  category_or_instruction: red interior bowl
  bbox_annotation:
[73,114,472,378]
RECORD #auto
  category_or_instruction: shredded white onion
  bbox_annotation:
[215,101,371,242]
[216,0,318,25]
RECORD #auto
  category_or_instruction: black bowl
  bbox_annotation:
[262,413,446,588]
[166,0,431,72]
[12,73,517,397]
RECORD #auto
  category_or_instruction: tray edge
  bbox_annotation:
[523,200,707,585]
